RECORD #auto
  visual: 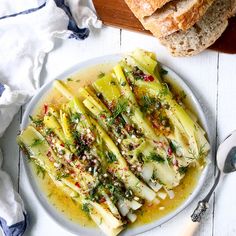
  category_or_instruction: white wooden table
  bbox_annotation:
[1,26,236,236]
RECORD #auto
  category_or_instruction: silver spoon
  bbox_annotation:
[181,130,236,236]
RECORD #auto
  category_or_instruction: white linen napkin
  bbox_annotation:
[0,0,101,235]
[66,0,102,29]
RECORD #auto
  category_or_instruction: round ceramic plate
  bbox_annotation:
[21,54,210,236]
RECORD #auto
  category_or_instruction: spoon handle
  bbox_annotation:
[202,168,221,203]
[180,219,200,236]
[180,169,221,236]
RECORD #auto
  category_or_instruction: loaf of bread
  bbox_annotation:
[159,0,236,56]
[125,0,173,18]
[125,0,215,37]
[142,0,215,37]
[125,0,236,56]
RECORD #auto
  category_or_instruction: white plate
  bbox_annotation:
[21,54,211,236]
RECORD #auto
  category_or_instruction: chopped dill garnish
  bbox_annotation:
[71,197,77,205]
[36,165,46,179]
[160,68,168,75]
[170,141,177,153]
[106,151,117,163]
[56,172,70,180]
[29,115,43,126]
[30,138,43,147]
[82,203,90,213]
[159,83,169,97]
[109,99,128,124]
[98,72,105,79]
[71,112,81,123]
[178,166,188,175]
[47,192,53,198]
[140,95,156,113]
[148,152,165,163]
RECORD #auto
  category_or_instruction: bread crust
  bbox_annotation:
[159,0,236,56]
[124,0,172,18]
[142,0,215,37]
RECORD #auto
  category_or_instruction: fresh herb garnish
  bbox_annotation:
[72,131,89,155]
[170,141,177,153]
[106,183,124,203]
[56,172,70,180]
[98,72,105,79]
[179,90,187,100]
[45,128,53,135]
[30,138,43,147]
[36,165,46,179]
[67,78,72,81]
[82,203,90,213]
[71,112,81,123]
[178,166,188,175]
[109,100,128,124]
[160,68,168,75]
[110,80,116,85]
[47,192,53,198]
[71,197,77,205]
[106,151,117,163]
[29,115,43,126]
[148,152,165,163]
[140,95,156,113]
[159,83,169,97]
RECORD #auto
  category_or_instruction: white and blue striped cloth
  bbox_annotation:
[0,1,101,235]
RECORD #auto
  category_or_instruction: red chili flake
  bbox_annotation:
[144,75,154,82]
[125,124,132,132]
[46,150,51,157]
[76,163,81,168]
[173,159,179,167]
[99,197,106,203]
[108,101,115,110]
[43,104,48,114]
[60,143,65,147]
[154,141,163,148]
[48,156,54,162]
[152,120,159,129]
[168,147,173,156]
[100,114,106,119]
[123,167,128,171]
[75,182,81,188]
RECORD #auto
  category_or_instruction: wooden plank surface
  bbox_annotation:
[1,25,236,236]
[213,53,236,236]
[93,0,149,33]
[120,30,218,236]
[19,26,121,236]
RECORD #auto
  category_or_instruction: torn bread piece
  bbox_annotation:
[159,0,236,56]
[142,0,215,37]
[125,0,173,18]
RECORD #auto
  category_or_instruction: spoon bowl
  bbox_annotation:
[217,130,236,173]
[181,130,236,236]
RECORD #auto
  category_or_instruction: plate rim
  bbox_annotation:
[21,53,211,236]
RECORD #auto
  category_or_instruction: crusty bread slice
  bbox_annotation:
[159,0,236,56]
[142,0,215,37]
[125,0,173,18]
